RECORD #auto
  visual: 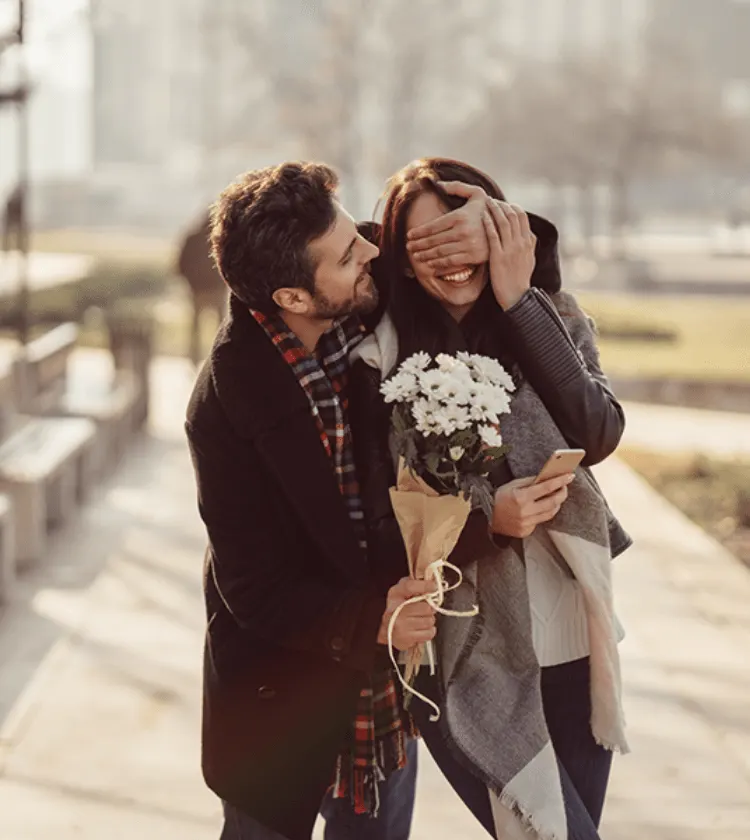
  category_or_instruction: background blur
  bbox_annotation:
[1,2,749,839]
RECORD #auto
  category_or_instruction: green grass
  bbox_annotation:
[619,447,750,566]
[577,292,750,383]
[31,228,174,269]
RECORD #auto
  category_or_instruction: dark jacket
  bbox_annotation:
[349,216,632,577]
[185,296,387,840]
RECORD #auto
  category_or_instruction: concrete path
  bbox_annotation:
[621,401,750,459]
[0,354,749,839]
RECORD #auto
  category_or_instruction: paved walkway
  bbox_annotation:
[621,401,750,459]
[0,355,749,838]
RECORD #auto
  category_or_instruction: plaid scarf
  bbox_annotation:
[250,308,411,817]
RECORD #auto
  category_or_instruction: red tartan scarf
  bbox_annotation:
[250,308,411,817]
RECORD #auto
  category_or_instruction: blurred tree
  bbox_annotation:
[463,33,739,253]
[209,0,503,216]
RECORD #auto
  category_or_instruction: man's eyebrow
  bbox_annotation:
[338,236,357,265]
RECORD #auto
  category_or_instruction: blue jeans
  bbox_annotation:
[220,737,418,839]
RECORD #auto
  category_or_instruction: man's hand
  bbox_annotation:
[492,474,574,539]
[482,200,536,310]
[377,577,437,651]
[406,182,489,271]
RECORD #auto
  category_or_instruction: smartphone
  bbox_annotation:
[534,449,586,483]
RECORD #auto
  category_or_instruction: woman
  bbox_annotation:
[349,159,632,840]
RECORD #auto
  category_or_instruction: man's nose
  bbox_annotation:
[365,240,380,260]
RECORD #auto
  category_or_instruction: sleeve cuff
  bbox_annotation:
[332,590,387,674]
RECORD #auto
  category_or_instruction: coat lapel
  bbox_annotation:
[208,297,367,584]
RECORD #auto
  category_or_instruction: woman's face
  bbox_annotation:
[405,190,489,322]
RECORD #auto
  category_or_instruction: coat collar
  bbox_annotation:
[208,295,367,582]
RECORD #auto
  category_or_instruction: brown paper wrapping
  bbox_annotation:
[389,459,472,683]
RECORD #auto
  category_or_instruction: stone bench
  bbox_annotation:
[56,369,141,480]
[107,313,154,430]
[0,416,96,566]
[22,322,78,414]
[0,493,14,605]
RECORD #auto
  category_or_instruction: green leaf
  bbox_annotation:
[391,404,410,436]
[483,444,510,461]
[449,430,476,448]
[424,451,442,475]
[460,474,495,521]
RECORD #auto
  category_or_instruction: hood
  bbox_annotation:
[528,212,562,295]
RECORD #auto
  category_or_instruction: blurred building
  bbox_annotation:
[0,0,91,211]
[88,0,310,229]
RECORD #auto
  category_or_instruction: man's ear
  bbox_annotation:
[272,287,313,315]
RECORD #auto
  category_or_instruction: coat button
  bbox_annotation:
[330,636,345,653]
[257,685,276,701]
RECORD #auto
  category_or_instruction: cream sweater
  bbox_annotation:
[526,528,624,667]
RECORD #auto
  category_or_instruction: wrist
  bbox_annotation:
[493,285,528,311]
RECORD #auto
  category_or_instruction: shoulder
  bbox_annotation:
[550,290,598,335]
[185,361,230,440]
[351,313,399,376]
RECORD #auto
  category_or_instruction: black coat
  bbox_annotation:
[185,296,388,840]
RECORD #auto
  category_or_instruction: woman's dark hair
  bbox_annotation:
[210,161,338,313]
[375,157,559,366]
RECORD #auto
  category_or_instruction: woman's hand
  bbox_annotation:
[482,200,536,310]
[406,181,489,271]
[492,474,574,539]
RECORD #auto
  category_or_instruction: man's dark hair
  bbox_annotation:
[209,162,339,312]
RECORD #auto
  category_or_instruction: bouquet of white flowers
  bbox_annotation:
[381,351,515,718]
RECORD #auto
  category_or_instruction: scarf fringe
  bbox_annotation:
[331,725,410,818]
[494,786,567,840]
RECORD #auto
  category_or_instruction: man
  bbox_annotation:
[185,162,438,840]
[2,184,24,254]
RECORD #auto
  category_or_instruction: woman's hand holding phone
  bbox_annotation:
[492,474,574,539]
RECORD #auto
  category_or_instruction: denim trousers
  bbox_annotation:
[219,736,418,840]
[411,657,613,840]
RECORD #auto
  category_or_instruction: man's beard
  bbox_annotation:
[311,271,379,321]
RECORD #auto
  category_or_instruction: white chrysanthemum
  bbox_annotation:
[449,446,465,461]
[380,371,419,404]
[411,398,445,436]
[400,352,431,375]
[435,353,472,379]
[484,385,512,416]
[456,352,515,392]
[479,425,503,448]
[418,368,450,399]
[474,357,516,392]
[469,385,501,425]
[435,375,472,405]
[435,402,471,434]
